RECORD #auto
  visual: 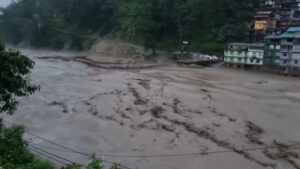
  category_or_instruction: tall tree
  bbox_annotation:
[119,2,158,55]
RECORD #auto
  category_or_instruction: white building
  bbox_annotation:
[224,43,264,67]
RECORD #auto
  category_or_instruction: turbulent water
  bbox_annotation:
[4,49,300,169]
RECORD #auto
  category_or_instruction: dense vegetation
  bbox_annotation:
[0,0,260,53]
[0,120,121,169]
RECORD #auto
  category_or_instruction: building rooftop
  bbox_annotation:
[249,43,265,46]
[286,27,300,32]
[227,43,265,51]
[254,11,273,18]
[227,43,249,46]
[248,43,265,47]
[280,27,300,38]
[265,34,281,39]
[281,32,295,38]
[257,11,272,15]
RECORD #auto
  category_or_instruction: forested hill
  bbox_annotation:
[0,0,260,53]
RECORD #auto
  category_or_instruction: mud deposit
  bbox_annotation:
[4,49,300,169]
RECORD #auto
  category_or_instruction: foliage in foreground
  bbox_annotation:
[0,120,53,169]
[0,43,39,115]
[0,121,121,169]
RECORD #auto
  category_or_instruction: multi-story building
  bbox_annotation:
[278,26,300,75]
[228,1,300,75]
[291,31,300,74]
[279,27,295,69]
[250,0,300,42]
[264,35,281,67]
[224,43,264,67]
[252,11,275,42]
[247,43,265,66]
[224,43,248,67]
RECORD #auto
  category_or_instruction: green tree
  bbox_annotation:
[0,43,39,115]
[119,2,158,55]
[0,120,122,169]
[0,120,56,169]
[0,0,261,52]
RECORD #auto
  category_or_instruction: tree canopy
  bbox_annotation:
[0,120,121,169]
[0,0,260,53]
[0,43,39,115]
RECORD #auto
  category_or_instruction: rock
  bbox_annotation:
[151,106,164,118]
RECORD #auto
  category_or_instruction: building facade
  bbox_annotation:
[264,35,281,66]
[252,11,275,42]
[224,43,264,67]
[279,27,300,75]
[250,0,300,42]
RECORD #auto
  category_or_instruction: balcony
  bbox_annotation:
[281,48,293,52]
[224,50,247,58]
[293,45,300,53]
[280,53,292,59]
[281,41,294,45]
[245,58,263,65]
[292,53,300,60]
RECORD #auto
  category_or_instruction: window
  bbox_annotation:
[270,45,274,49]
[276,45,280,49]
[248,52,253,57]
[283,53,287,56]
[295,39,300,44]
[283,60,287,64]
[250,59,254,63]
[287,38,293,42]
[256,59,260,63]
[295,60,298,64]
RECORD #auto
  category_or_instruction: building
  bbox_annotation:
[279,0,300,19]
[263,0,277,8]
[224,43,264,68]
[252,11,275,42]
[224,43,248,67]
[250,0,300,42]
[291,31,300,74]
[264,35,281,67]
[279,27,300,75]
[247,43,265,66]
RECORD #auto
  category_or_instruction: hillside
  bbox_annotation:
[0,0,260,54]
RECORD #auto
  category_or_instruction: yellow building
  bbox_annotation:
[252,11,274,41]
[254,20,268,30]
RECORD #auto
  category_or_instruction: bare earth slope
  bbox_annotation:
[4,49,300,169]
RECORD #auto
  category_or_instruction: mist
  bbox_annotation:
[0,0,11,7]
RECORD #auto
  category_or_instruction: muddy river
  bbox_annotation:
[4,49,300,169]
